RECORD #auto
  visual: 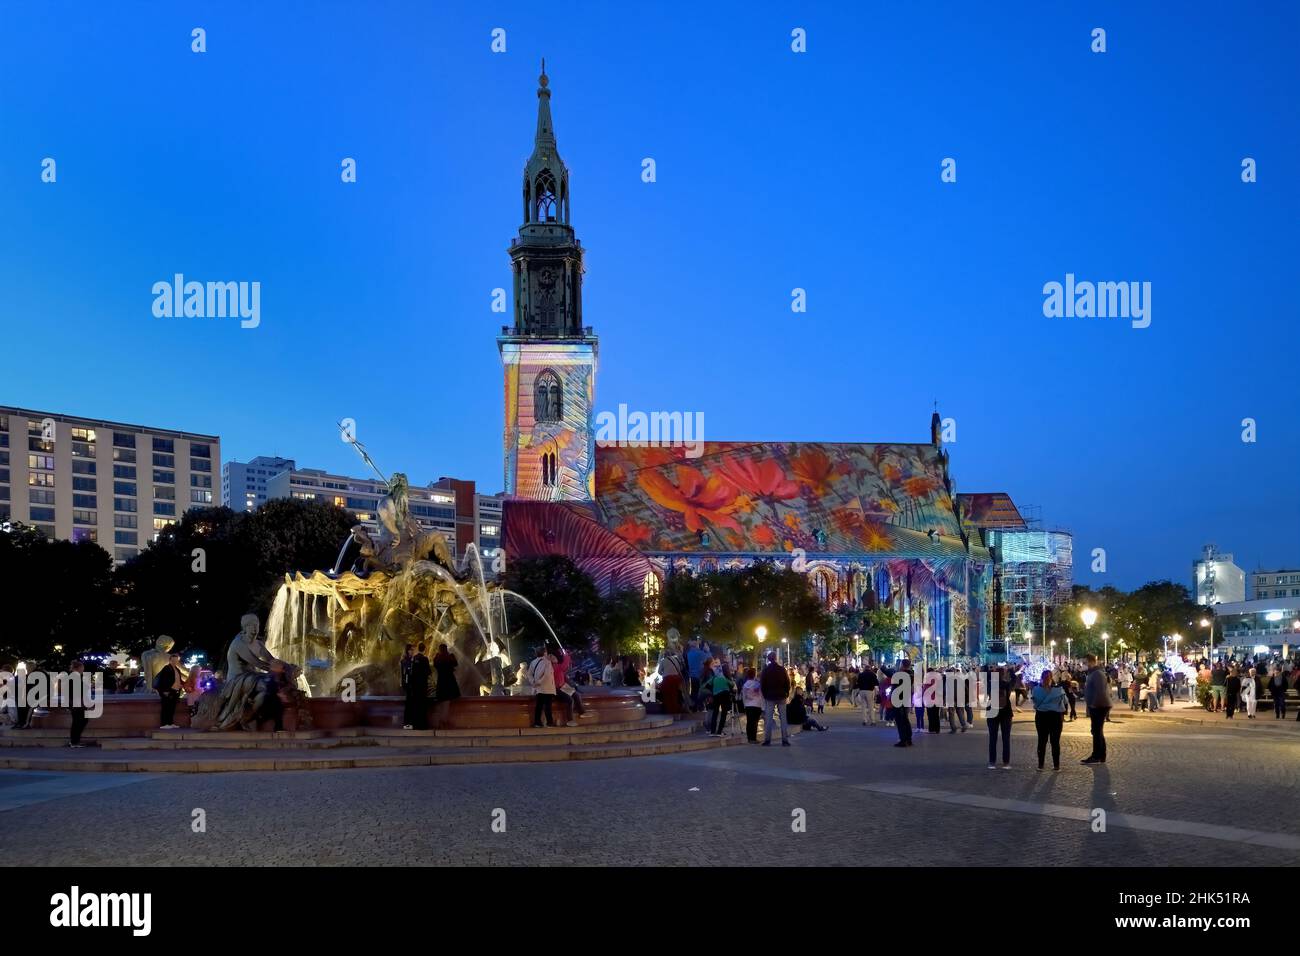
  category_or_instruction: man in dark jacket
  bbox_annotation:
[858,666,879,726]
[154,652,186,729]
[1081,655,1111,764]
[759,652,791,746]
[404,644,431,730]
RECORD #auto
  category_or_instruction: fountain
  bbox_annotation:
[263,438,560,702]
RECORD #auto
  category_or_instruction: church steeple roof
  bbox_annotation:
[534,59,556,150]
[522,60,569,228]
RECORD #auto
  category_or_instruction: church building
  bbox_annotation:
[500,66,999,658]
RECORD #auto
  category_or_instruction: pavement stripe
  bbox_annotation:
[0,772,157,812]
[658,756,842,783]
[852,782,1300,850]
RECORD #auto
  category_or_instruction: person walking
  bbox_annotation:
[1241,667,1257,719]
[985,666,1013,769]
[404,643,431,730]
[1146,668,1161,712]
[67,659,90,748]
[759,651,791,747]
[1081,654,1111,764]
[943,668,968,733]
[1031,670,1067,771]
[858,665,879,726]
[528,645,557,728]
[153,652,186,729]
[1224,666,1241,719]
[890,662,914,747]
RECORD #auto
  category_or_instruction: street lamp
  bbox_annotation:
[781,637,789,666]
[1050,640,1056,663]
[1066,636,1072,661]
[1101,631,1110,666]
[1200,617,1213,662]
[755,625,767,663]
[922,628,930,670]
[1023,629,1033,660]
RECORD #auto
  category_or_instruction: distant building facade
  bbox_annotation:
[0,405,220,563]
[222,456,502,562]
[1250,568,1300,601]
[1212,596,1300,654]
[958,493,1073,649]
[1193,544,1245,605]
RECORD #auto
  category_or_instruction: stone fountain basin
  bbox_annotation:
[24,688,647,736]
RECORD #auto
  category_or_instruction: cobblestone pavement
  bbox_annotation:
[2,704,1296,867]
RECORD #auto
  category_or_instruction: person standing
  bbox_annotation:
[1081,654,1111,764]
[986,666,1013,769]
[528,645,557,728]
[858,665,879,726]
[1031,670,1067,771]
[67,659,90,748]
[432,643,460,725]
[550,642,586,727]
[403,643,431,730]
[1118,666,1132,705]
[740,667,763,743]
[891,662,914,748]
[399,644,414,695]
[759,651,791,747]
[702,664,734,736]
[1241,667,1257,719]
[1224,666,1242,719]
[1209,662,1226,712]
[1270,668,1288,719]
[154,652,186,729]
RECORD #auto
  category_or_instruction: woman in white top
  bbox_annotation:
[740,667,764,743]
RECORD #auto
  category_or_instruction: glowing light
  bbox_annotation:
[1080,608,1098,629]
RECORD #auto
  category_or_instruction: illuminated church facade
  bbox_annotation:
[500,67,999,658]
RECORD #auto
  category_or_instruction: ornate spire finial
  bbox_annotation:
[540,57,548,87]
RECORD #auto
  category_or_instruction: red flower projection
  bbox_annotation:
[717,456,799,501]
[902,475,939,498]
[639,465,742,534]
[791,446,836,497]
[613,517,653,546]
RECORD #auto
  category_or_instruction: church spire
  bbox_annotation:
[534,59,555,149]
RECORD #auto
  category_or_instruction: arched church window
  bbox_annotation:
[534,369,562,422]
[534,169,557,222]
[541,449,558,488]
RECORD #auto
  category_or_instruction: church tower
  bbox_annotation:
[499,63,597,501]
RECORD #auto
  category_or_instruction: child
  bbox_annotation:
[1139,681,1150,712]
[814,688,826,714]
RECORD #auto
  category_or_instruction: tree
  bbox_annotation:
[0,522,115,666]
[501,555,601,651]
[595,587,646,658]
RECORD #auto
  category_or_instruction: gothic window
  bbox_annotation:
[534,369,562,422]
[534,169,557,222]
[813,568,834,607]
[540,449,558,488]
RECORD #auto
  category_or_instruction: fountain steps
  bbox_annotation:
[0,730,740,772]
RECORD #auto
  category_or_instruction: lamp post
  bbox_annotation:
[921,628,930,671]
[1080,607,1098,661]
[781,637,789,667]
[1102,632,1110,667]
[755,625,767,665]
[1050,640,1056,664]
[1023,629,1033,660]
[1200,617,1213,663]
[1066,636,1072,662]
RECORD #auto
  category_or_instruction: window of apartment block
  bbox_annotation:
[114,547,137,562]
[114,530,137,545]
[191,489,213,504]
[72,459,96,475]
[30,506,55,522]
[114,481,137,496]
[29,488,55,505]
[70,427,96,442]
[191,443,211,458]
[72,476,96,492]
[73,494,97,509]
[114,464,136,479]
[114,514,137,528]
[153,453,175,468]
[29,472,54,487]
[113,447,136,463]
[191,474,212,488]
[153,470,175,484]
[152,437,175,453]
[113,432,136,448]
[73,509,96,525]
[71,527,96,544]
[114,498,137,512]
[190,457,211,472]
[155,486,176,501]
[154,502,176,517]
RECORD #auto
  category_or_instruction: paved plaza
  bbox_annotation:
[2,704,1297,867]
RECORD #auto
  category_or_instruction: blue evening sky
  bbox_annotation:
[1,1,1296,590]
